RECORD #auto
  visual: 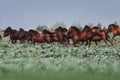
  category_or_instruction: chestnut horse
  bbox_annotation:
[68,26,88,46]
[108,24,120,41]
[68,25,113,47]
[91,26,113,46]
[32,33,46,45]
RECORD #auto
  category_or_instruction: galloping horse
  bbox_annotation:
[90,26,113,46]
[32,33,46,45]
[26,29,39,43]
[42,29,54,44]
[17,28,28,43]
[68,25,113,47]
[68,26,87,46]
[4,27,28,43]
[55,27,69,45]
[82,26,103,46]
[108,24,120,41]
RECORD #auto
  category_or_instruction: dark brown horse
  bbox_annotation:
[42,29,54,44]
[26,29,39,43]
[4,27,28,43]
[17,28,28,43]
[108,24,120,41]
[55,27,69,45]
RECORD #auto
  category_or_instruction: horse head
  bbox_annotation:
[108,24,119,32]
[4,26,13,37]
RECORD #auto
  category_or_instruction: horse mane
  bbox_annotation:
[55,26,66,32]
[5,26,13,31]
[42,29,52,34]
[83,25,92,32]
[29,29,38,32]
[19,28,24,32]
[70,26,80,33]
[92,26,101,29]
[109,24,119,28]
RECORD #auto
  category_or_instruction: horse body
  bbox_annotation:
[32,33,46,45]
[55,27,69,45]
[42,29,53,44]
[4,27,28,43]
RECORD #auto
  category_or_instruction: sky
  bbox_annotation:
[0,0,120,30]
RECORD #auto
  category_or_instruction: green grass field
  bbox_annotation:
[0,36,120,80]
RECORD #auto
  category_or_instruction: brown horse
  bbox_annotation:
[68,26,87,46]
[92,26,101,33]
[17,28,28,43]
[90,26,113,46]
[82,26,103,46]
[42,29,54,44]
[108,24,120,41]
[32,33,46,45]
[68,25,112,47]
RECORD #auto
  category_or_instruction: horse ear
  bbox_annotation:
[7,26,11,29]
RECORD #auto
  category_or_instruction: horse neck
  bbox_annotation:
[71,30,80,35]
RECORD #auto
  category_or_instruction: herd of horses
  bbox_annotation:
[0,24,120,47]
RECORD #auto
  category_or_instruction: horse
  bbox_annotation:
[90,26,113,46]
[26,29,39,43]
[108,24,120,41]
[0,34,2,41]
[4,27,28,43]
[68,26,87,46]
[42,29,54,44]
[68,25,112,47]
[55,27,69,45]
[17,28,28,43]
[32,33,46,45]
[82,25,103,46]
[88,30,113,46]
[4,27,17,43]
[92,26,101,33]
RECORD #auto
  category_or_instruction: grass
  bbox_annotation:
[0,36,120,80]
[0,69,120,80]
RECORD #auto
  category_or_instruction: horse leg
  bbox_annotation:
[14,40,17,44]
[103,40,108,47]
[88,40,91,48]
[73,40,78,47]
[80,41,85,45]
[8,39,11,44]
[32,38,35,46]
[112,35,117,42]
[85,40,89,46]
[107,38,113,46]
[95,41,98,45]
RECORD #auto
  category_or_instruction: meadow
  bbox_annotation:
[0,36,120,80]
